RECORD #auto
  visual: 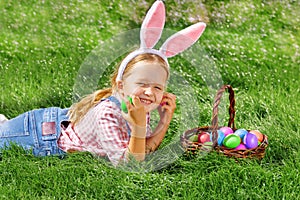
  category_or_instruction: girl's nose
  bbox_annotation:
[144,87,154,96]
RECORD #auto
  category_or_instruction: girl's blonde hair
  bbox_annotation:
[68,53,169,124]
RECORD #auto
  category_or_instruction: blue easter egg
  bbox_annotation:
[209,130,225,146]
[234,129,248,139]
[217,130,225,146]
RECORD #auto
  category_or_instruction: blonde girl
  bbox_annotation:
[0,1,206,166]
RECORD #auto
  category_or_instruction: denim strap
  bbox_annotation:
[103,96,131,137]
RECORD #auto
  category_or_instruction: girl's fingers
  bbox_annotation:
[123,95,147,127]
[163,93,176,106]
[121,110,133,124]
[123,95,139,112]
[131,95,140,107]
[160,93,176,113]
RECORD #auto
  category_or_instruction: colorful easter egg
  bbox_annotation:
[198,132,211,143]
[223,134,241,149]
[217,130,225,146]
[249,130,264,143]
[121,96,133,113]
[209,130,225,146]
[234,143,247,150]
[188,135,198,142]
[234,129,248,139]
[243,133,258,149]
[219,126,234,136]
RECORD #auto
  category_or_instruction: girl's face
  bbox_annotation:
[118,61,168,112]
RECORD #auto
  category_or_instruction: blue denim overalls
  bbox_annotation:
[0,107,69,156]
[0,96,127,157]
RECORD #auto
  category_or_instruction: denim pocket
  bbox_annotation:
[33,107,68,156]
[39,107,68,141]
[41,121,58,141]
[0,112,30,138]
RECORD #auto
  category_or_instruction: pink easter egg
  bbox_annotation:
[219,126,234,136]
[234,143,247,150]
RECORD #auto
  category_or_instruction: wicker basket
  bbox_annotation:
[181,85,268,159]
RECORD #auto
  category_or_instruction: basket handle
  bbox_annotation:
[211,85,236,148]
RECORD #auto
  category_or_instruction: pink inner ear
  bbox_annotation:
[163,35,194,57]
[181,23,206,41]
[142,28,164,48]
[145,3,165,28]
[140,1,165,48]
[161,22,206,57]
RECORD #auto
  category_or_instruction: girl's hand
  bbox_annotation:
[121,95,147,127]
[157,92,176,125]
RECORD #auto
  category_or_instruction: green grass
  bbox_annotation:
[1,0,300,199]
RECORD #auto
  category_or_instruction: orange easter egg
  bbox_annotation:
[249,130,264,143]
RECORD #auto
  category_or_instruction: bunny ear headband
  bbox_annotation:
[116,0,206,81]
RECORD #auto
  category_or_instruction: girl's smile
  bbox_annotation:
[118,61,168,112]
[139,98,153,105]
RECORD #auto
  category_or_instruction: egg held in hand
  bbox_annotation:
[121,96,133,113]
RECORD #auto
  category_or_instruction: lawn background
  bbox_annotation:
[0,0,299,199]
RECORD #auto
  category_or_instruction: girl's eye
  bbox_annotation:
[136,82,163,90]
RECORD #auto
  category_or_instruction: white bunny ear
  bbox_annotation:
[160,22,206,57]
[140,1,165,49]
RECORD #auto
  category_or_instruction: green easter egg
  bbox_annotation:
[121,101,128,113]
[188,135,198,142]
[223,134,241,149]
[128,96,133,104]
[121,96,133,113]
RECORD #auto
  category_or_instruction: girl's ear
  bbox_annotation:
[160,22,206,57]
[117,81,123,89]
[140,1,165,49]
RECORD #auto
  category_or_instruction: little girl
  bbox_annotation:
[0,1,206,166]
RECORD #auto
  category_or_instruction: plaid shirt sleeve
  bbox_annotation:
[96,101,153,165]
[58,99,153,166]
[95,100,130,165]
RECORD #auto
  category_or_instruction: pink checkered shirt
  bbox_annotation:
[57,98,152,166]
